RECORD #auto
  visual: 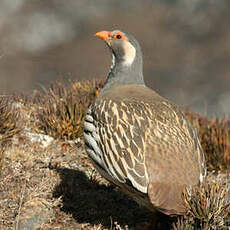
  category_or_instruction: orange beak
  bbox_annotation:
[94,31,112,41]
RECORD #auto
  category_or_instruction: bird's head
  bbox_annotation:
[95,30,141,68]
[94,30,144,91]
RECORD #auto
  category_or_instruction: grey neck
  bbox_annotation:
[101,51,145,94]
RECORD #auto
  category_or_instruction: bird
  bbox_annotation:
[83,30,206,224]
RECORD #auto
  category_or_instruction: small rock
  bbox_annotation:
[26,132,54,148]
[15,198,54,230]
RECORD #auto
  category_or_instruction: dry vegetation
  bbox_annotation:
[0,79,230,230]
[32,80,104,140]
[187,112,230,172]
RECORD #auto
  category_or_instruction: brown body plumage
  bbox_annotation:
[84,30,206,217]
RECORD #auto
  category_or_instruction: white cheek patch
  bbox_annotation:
[122,42,136,66]
[110,53,115,70]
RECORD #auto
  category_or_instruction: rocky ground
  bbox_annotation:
[1,81,230,230]
[2,127,230,230]
[0,102,152,230]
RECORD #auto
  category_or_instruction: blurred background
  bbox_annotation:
[0,0,230,117]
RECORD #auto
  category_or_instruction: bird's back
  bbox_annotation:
[84,84,206,215]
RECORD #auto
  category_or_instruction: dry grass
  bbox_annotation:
[32,79,104,140]
[173,180,230,230]
[186,111,230,172]
[0,96,20,144]
[0,79,230,229]
[0,96,21,174]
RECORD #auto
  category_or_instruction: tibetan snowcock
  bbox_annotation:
[84,30,206,221]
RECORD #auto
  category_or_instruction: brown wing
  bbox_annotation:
[144,101,206,214]
[90,98,150,194]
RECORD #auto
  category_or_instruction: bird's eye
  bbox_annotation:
[116,34,122,39]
